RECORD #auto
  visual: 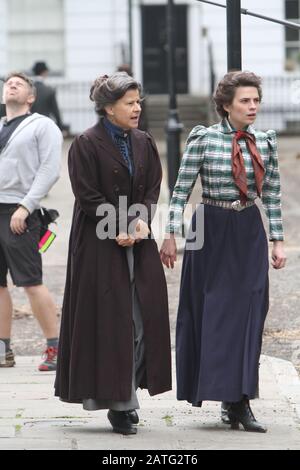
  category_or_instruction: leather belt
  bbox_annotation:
[202,197,255,212]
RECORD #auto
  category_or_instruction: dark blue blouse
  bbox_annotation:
[103,117,134,176]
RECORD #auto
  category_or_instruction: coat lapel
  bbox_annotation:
[88,121,129,170]
[88,121,147,182]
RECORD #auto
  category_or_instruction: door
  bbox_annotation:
[142,4,188,94]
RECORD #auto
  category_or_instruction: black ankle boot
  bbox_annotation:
[107,410,137,435]
[127,409,139,424]
[228,398,267,433]
[221,402,231,424]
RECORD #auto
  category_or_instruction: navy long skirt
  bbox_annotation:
[176,203,269,405]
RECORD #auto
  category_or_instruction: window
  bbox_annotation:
[285,0,300,71]
[7,0,64,75]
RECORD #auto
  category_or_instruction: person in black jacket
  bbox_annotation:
[31,61,66,132]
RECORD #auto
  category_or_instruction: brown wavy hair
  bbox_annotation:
[213,71,262,118]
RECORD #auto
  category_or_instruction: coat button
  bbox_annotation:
[114,168,118,174]
[138,184,143,190]
[114,185,120,192]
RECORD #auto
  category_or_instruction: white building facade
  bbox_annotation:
[1,0,299,132]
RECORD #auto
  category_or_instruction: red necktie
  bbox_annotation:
[231,130,265,204]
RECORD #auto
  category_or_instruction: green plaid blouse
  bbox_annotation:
[166,118,284,241]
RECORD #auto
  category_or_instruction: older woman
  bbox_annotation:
[55,72,171,435]
[160,71,286,433]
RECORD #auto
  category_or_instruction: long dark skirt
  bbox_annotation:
[176,203,269,405]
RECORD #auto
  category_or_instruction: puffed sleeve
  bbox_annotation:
[165,125,208,234]
[261,130,284,241]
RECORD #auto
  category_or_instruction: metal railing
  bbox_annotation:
[250,75,300,133]
[2,77,300,134]
[52,77,300,135]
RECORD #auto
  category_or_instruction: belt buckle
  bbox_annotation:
[231,200,243,211]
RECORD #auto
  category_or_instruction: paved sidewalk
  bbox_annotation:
[2,136,300,450]
[0,354,300,450]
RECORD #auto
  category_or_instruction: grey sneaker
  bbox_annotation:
[0,349,16,368]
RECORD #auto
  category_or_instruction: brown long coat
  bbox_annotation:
[54,121,171,402]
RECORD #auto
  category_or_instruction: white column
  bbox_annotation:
[132,0,143,84]
[64,0,128,80]
[0,0,8,75]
